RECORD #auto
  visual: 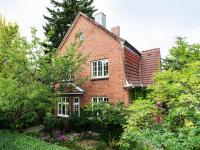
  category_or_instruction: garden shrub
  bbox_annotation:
[119,38,200,150]
[95,141,108,150]
[11,112,39,130]
[79,102,127,143]
[0,111,13,129]
[43,113,61,137]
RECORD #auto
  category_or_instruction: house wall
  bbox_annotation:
[59,16,130,106]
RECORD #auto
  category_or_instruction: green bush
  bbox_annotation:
[0,108,46,130]
[80,102,127,142]
[0,111,13,129]
[43,114,60,137]
[11,112,39,130]
[95,141,108,150]
[0,130,68,150]
[119,38,200,150]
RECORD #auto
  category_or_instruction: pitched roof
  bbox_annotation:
[140,48,161,86]
[124,48,161,88]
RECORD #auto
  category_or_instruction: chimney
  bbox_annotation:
[111,26,120,37]
[95,12,106,28]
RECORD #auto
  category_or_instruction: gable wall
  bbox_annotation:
[59,16,130,106]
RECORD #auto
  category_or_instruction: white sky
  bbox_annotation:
[1,0,200,58]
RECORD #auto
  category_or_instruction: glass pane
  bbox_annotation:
[98,61,102,76]
[104,61,108,76]
[93,62,97,77]
[104,97,109,102]
[93,97,97,103]
[79,32,84,41]
[59,103,61,114]
[62,105,65,115]
[99,97,103,103]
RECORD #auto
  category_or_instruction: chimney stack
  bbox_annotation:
[95,12,106,28]
[111,26,120,37]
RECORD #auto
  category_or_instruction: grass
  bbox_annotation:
[0,130,69,150]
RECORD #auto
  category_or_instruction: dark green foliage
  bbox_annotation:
[0,18,87,131]
[11,112,38,131]
[0,130,68,150]
[131,87,149,101]
[0,111,12,129]
[43,0,97,52]
[120,38,200,150]
[83,102,127,142]
[43,114,60,137]
[95,141,108,150]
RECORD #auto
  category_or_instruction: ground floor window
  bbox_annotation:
[73,97,80,117]
[58,97,69,117]
[92,97,109,105]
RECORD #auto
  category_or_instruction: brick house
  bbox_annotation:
[56,12,161,117]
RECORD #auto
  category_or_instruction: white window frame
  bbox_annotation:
[58,97,69,117]
[73,97,80,117]
[92,97,109,104]
[91,59,108,79]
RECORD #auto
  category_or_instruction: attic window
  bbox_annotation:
[79,32,84,41]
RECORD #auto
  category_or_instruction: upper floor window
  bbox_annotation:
[79,32,84,41]
[58,97,69,117]
[92,59,108,79]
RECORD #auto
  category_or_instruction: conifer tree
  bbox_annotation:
[43,0,97,53]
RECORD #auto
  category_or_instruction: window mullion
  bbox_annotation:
[96,61,99,77]
[102,60,104,77]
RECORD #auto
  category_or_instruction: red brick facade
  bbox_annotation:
[58,12,161,108]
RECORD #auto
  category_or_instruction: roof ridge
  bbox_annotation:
[141,48,160,52]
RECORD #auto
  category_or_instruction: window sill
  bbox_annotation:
[91,76,109,80]
[57,114,69,118]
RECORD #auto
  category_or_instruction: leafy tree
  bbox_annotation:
[43,0,97,52]
[120,38,200,150]
[163,37,200,70]
[0,17,87,130]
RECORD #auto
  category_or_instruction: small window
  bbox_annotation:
[92,97,109,104]
[92,59,108,79]
[79,32,84,41]
[73,97,80,117]
[58,97,69,117]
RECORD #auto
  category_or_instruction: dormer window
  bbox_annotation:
[79,32,84,41]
